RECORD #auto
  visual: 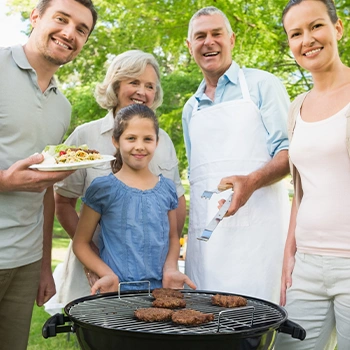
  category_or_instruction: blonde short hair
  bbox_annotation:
[95,50,163,111]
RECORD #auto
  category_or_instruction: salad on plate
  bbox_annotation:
[28,144,115,171]
[40,144,102,165]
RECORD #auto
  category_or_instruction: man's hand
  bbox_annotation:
[36,267,56,307]
[218,175,256,216]
[218,150,290,216]
[0,153,74,193]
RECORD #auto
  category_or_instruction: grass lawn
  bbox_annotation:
[28,224,77,349]
[28,304,79,349]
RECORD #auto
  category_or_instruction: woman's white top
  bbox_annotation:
[290,103,350,257]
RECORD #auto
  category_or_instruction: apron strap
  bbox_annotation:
[238,69,251,101]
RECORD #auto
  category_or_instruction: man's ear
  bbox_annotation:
[186,39,193,56]
[230,32,236,50]
[30,8,40,27]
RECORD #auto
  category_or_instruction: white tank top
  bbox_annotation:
[290,103,350,257]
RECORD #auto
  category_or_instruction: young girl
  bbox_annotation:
[53,50,186,305]
[73,104,196,293]
[276,1,350,349]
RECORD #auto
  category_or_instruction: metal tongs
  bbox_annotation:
[198,186,233,242]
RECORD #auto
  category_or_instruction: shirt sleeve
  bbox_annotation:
[82,176,113,214]
[82,179,102,214]
[257,73,290,157]
[149,129,185,198]
[165,177,179,211]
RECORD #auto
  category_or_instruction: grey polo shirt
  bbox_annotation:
[0,45,71,268]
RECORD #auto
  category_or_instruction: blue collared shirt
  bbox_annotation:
[83,173,178,290]
[182,61,290,171]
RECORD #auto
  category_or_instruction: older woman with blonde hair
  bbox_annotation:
[50,50,186,305]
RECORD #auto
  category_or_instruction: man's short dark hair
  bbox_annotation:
[36,0,98,35]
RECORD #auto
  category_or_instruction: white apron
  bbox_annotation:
[185,70,290,303]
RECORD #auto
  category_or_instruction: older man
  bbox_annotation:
[182,6,290,303]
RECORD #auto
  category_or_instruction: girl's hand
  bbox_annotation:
[162,269,196,290]
[91,274,120,295]
[84,267,99,287]
[280,254,295,306]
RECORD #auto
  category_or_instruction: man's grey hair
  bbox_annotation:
[187,6,233,41]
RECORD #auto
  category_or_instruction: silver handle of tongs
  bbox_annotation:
[201,184,232,199]
[197,192,234,242]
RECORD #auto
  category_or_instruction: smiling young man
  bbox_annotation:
[182,6,291,304]
[0,0,97,349]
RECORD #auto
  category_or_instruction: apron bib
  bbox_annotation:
[185,70,290,302]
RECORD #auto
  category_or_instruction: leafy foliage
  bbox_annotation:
[6,0,350,172]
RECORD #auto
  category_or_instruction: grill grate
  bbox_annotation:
[67,291,286,335]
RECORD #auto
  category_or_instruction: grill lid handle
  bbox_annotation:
[278,319,306,340]
[42,313,73,338]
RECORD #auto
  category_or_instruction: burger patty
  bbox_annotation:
[152,288,184,299]
[172,309,214,326]
[134,308,174,322]
[152,297,186,309]
[211,294,247,308]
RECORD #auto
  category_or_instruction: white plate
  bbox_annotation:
[29,155,115,171]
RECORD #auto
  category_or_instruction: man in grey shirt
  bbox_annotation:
[0,0,97,349]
